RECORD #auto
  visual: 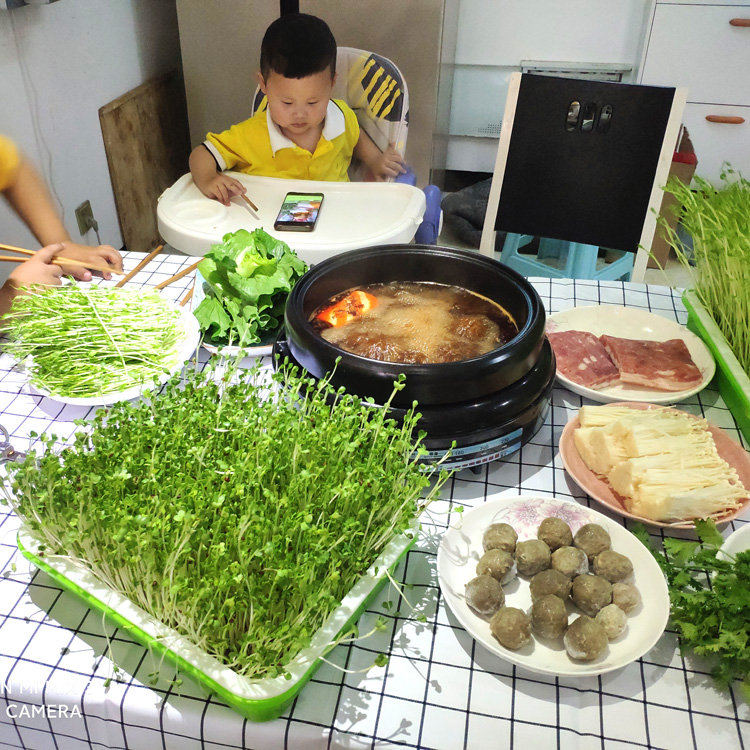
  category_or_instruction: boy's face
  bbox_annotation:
[259,70,335,142]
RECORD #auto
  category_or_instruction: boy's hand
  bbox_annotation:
[55,243,123,281]
[371,143,407,182]
[201,173,246,206]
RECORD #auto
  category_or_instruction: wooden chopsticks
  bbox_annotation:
[240,194,259,212]
[115,244,164,288]
[0,242,125,276]
[154,259,202,290]
[179,282,195,307]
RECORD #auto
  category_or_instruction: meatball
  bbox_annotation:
[612,582,641,614]
[476,548,516,584]
[465,575,505,616]
[515,539,551,576]
[530,594,569,639]
[593,549,634,583]
[564,615,608,661]
[529,569,572,602]
[573,523,612,559]
[551,546,589,578]
[595,603,628,640]
[489,607,532,650]
[537,517,573,551]
[571,574,612,617]
[482,522,518,554]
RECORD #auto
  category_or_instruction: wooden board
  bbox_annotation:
[99,71,190,253]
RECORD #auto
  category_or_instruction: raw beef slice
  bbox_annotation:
[547,330,620,389]
[599,335,703,391]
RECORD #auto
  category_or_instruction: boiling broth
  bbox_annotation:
[309,282,519,364]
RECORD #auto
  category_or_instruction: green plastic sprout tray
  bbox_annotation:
[683,288,750,445]
[17,519,418,722]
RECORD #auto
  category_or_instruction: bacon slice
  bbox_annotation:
[599,335,703,392]
[547,330,620,389]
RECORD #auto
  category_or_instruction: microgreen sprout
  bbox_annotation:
[5,360,450,680]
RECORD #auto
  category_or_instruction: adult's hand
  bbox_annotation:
[55,243,123,281]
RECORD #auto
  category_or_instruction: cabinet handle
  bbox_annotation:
[705,115,746,124]
[729,18,750,27]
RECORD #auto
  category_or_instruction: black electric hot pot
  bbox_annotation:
[273,245,555,470]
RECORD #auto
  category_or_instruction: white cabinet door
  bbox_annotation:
[683,102,750,182]
[641,4,750,106]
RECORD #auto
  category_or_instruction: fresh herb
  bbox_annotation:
[193,228,307,347]
[633,520,750,701]
[1,284,185,398]
[4,361,448,680]
[659,168,750,376]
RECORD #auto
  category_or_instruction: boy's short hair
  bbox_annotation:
[260,13,337,80]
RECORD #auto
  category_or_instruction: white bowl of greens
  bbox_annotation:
[192,228,307,355]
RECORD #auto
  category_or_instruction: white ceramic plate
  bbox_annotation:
[200,338,275,358]
[559,402,750,528]
[29,306,201,406]
[720,523,750,560]
[546,306,715,404]
[437,495,670,677]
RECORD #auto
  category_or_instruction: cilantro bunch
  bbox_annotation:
[635,520,750,702]
[193,228,307,347]
[5,362,447,679]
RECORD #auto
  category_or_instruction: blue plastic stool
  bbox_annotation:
[498,233,633,281]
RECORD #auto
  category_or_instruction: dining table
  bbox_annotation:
[0,250,748,750]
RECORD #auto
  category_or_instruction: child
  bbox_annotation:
[0,133,123,316]
[189,13,406,206]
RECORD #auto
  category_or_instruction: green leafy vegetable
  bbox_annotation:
[1,284,185,398]
[659,167,750,377]
[193,228,307,347]
[4,361,449,680]
[635,519,750,702]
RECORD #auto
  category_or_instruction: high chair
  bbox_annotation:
[479,73,688,283]
[252,46,442,245]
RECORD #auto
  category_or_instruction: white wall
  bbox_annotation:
[0,0,182,263]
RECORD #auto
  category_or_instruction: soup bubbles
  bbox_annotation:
[309,282,519,364]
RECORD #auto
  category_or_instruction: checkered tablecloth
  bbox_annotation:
[0,255,748,750]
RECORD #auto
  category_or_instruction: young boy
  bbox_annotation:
[189,13,406,206]
[0,133,123,317]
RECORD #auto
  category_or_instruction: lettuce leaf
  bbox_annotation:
[192,228,307,347]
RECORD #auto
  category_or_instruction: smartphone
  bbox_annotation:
[274,192,324,232]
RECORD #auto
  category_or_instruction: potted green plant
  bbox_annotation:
[659,168,750,443]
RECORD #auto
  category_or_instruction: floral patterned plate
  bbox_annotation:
[437,495,669,677]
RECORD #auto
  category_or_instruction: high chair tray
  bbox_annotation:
[157,173,426,265]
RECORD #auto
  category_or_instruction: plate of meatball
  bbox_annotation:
[437,495,670,676]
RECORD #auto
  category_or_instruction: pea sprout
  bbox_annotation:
[659,167,750,377]
[2,284,185,397]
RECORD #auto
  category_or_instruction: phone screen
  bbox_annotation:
[274,193,324,232]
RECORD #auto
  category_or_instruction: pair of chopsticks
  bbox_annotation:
[115,244,197,304]
[0,242,124,276]
[113,243,198,301]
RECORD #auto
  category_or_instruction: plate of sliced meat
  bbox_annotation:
[546,306,715,404]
